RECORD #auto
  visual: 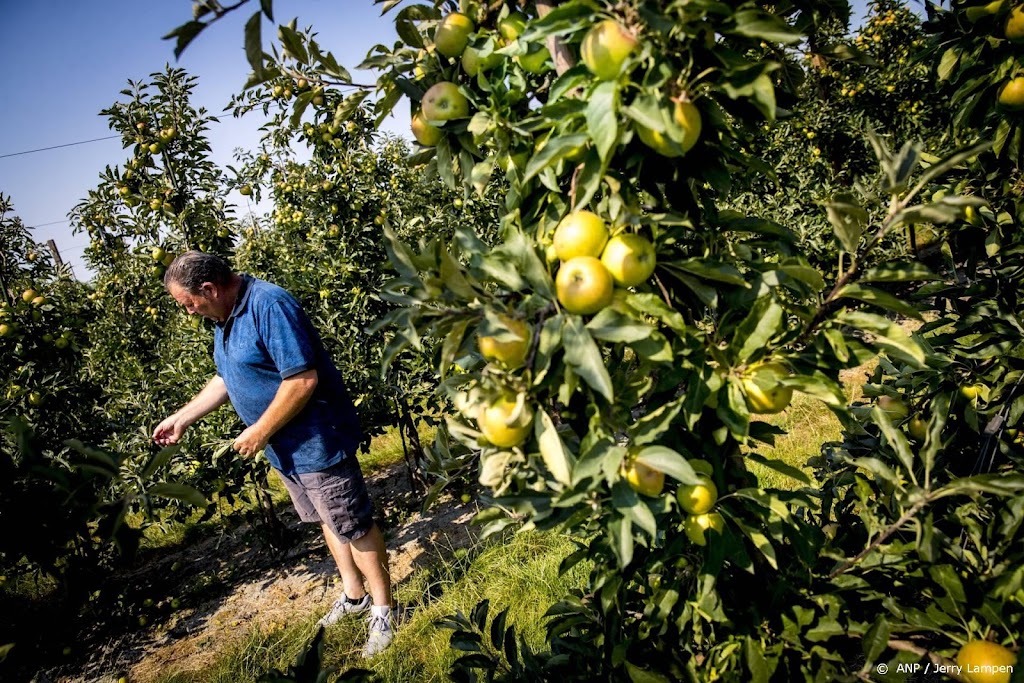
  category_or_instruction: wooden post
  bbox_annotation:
[537,1,575,76]
[46,239,64,268]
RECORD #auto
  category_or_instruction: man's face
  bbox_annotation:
[168,282,230,322]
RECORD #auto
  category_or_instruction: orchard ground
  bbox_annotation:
[27,360,876,683]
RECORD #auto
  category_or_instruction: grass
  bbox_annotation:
[154,531,589,683]
[745,365,874,490]
[362,531,589,682]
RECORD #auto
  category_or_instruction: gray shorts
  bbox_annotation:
[275,456,375,542]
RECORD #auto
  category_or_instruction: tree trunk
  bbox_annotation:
[396,396,428,494]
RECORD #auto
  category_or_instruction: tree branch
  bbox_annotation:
[887,639,968,682]
[828,496,930,578]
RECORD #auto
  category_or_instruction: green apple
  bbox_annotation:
[673,100,702,153]
[556,257,614,315]
[741,361,793,414]
[422,82,470,121]
[553,211,609,260]
[498,11,528,41]
[411,111,443,146]
[684,512,725,546]
[517,44,551,74]
[600,233,656,287]
[435,12,475,58]
[907,414,928,441]
[877,394,909,420]
[581,19,638,80]
[462,45,500,75]
[677,476,718,515]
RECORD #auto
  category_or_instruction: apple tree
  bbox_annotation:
[167,0,1024,679]
[223,60,505,484]
[802,0,1024,677]
[70,67,254,533]
[0,196,149,620]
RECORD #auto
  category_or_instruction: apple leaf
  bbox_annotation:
[562,316,613,402]
[729,9,802,44]
[836,310,927,367]
[783,374,846,408]
[147,482,208,508]
[522,133,589,183]
[277,23,308,64]
[871,406,916,482]
[536,408,573,486]
[733,297,783,362]
[439,318,469,379]
[586,308,654,343]
[719,377,751,439]
[382,225,418,278]
[586,81,619,162]
[244,12,265,81]
[625,661,672,683]
[573,147,607,210]
[141,444,179,481]
[630,395,686,447]
[731,518,778,569]
[624,93,667,131]
[834,284,923,320]
[860,262,938,282]
[164,21,208,59]
[668,259,747,286]
[745,637,771,683]
[633,446,702,485]
[778,263,825,291]
[825,194,868,254]
[532,316,564,386]
[435,137,457,190]
[609,513,633,569]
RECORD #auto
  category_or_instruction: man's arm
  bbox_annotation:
[232,368,318,457]
[153,376,231,446]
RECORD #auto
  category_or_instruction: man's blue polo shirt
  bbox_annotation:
[213,275,363,475]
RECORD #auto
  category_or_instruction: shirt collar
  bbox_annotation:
[219,274,253,329]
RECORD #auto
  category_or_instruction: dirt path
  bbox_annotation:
[54,462,478,683]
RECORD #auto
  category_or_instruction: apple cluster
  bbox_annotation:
[548,211,657,315]
[965,2,1024,111]
[409,11,706,158]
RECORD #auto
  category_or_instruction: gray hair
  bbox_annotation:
[164,251,233,292]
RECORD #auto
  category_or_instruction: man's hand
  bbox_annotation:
[233,424,270,457]
[153,415,188,446]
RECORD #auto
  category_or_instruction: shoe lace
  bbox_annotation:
[368,614,392,635]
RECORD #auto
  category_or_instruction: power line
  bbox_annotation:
[26,219,71,229]
[0,135,121,160]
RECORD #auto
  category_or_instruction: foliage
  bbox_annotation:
[226,80,504,445]
[5,0,1023,679]
[165,0,1023,679]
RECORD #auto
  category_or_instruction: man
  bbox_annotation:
[152,251,394,656]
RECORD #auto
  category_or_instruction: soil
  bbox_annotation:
[30,461,479,683]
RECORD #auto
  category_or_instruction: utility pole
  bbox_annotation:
[46,239,64,268]
[46,239,77,279]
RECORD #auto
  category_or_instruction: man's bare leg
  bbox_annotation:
[350,523,392,607]
[322,523,367,600]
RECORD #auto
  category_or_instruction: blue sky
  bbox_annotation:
[0,1,406,279]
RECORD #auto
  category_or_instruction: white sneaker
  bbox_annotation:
[363,607,394,657]
[318,593,371,626]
